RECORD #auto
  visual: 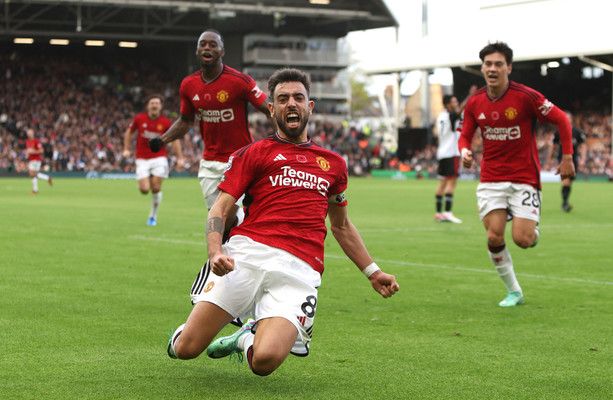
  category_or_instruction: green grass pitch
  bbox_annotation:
[1,177,611,399]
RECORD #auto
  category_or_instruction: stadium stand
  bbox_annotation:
[1,48,611,179]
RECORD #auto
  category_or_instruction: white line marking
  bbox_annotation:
[543,223,613,229]
[129,235,204,246]
[129,235,613,286]
[360,227,471,232]
[325,255,613,286]
[358,223,613,233]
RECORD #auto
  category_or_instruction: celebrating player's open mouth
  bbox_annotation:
[278,108,308,138]
[486,74,499,85]
[286,111,300,128]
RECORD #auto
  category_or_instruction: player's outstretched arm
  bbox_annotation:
[328,205,399,298]
[368,270,400,298]
[149,114,194,152]
[556,154,576,180]
[206,191,238,276]
[122,127,134,158]
[547,107,576,179]
[171,140,185,169]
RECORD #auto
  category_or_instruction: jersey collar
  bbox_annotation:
[200,64,224,85]
[486,81,510,102]
[273,132,313,147]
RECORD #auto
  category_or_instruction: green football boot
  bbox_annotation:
[499,291,524,307]
[206,319,255,359]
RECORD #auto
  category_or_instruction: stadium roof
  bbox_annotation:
[0,0,398,43]
[365,39,613,76]
[364,0,613,76]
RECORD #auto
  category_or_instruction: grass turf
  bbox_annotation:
[1,177,611,399]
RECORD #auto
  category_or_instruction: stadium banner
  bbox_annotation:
[0,171,193,179]
[372,170,429,179]
[0,170,608,181]
[541,171,562,183]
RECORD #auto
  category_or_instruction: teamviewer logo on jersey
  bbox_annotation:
[269,166,330,197]
[142,130,160,139]
[483,125,521,140]
[220,108,234,122]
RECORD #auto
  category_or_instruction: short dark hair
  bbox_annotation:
[442,95,455,106]
[201,29,224,48]
[145,93,164,106]
[479,41,513,65]
[267,68,311,99]
[145,93,164,105]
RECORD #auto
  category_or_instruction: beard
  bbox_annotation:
[275,112,309,139]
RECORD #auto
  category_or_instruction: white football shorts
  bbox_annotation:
[28,160,42,172]
[198,159,244,209]
[191,235,321,356]
[477,182,542,222]
[135,157,169,180]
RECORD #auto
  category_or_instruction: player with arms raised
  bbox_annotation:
[166,68,399,376]
[458,42,575,307]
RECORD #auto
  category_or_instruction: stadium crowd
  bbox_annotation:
[1,49,611,179]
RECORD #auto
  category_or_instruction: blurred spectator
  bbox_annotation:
[1,49,610,178]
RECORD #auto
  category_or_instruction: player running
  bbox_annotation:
[458,42,575,307]
[123,94,183,226]
[149,29,274,233]
[25,128,52,194]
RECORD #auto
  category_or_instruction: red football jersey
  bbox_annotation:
[179,66,267,162]
[128,112,172,159]
[458,82,568,189]
[26,138,42,161]
[219,133,348,274]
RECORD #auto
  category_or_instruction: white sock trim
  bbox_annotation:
[171,323,186,352]
[238,332,254,351]
[150,191,162,218]
[489,247,521,293]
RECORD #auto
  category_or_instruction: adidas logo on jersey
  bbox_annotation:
[478,113,486,120]
[192,94,200,101]
[274,154,287,161]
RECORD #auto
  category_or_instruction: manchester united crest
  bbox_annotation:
[316,156,330,171]
[216,90,229,103]
[204,281,215,293]
[505,107,518,120]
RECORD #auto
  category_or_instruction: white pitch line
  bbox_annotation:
[129,235,204,246]
[359,226,471,232]
[129,235,613,286]
[541,223,613,229]
[358,222,613,233]
[325,255,613,286]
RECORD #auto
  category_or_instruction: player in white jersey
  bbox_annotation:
[434,87,475,223]
[434,95,462,223]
